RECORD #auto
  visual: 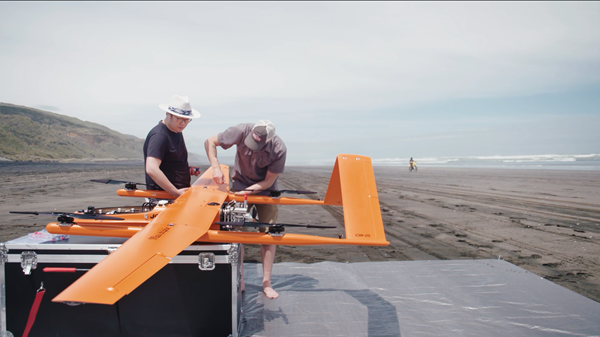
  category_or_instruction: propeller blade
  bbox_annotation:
[277,190,317,195]
[214,221,245,226]
[90,179,124,184]
[73,214,125,221]
[230,189,317,197]
[277,223,337,229]
[9,211,123,221]
[214,221,336,229]
[269,190,318,197]
[10,211,68,216]
[90,179,146,185]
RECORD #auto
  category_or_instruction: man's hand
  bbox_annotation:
[235,172,279,195]
[212,166,225,185]
[233,189,256,195]
[146,156,183,198]
[205,135,225,185]
[174,187,190,197]
[189,166,201,176]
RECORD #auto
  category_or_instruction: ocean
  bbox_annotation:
[0,160,144,175]
[371,153,600,170]
[1,154,600,171]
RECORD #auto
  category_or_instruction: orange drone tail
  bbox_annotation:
[323,154,387,244]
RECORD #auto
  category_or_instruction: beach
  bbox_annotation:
[1,162,599,303]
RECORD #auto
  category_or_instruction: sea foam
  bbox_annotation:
[371,154,600,170]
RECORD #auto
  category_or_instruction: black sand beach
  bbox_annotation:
[1,162,599,302]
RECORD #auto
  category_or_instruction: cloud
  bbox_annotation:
[0,2,599,163]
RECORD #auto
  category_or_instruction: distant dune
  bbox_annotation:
[0,102,146,162]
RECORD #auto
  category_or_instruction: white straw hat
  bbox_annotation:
[158,95,200,119]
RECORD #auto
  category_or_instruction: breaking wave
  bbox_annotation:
[372,154,600,170]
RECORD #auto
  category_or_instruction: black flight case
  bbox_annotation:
[0,234,242,337]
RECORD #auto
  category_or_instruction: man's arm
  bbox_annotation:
[204,134,225,184]
[237,171,280,195]
[145,157,188,197]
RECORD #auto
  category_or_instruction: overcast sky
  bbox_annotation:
[1,2,599,164]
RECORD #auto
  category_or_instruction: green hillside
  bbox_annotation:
[0,102,144,162]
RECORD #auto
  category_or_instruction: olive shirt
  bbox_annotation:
[217,123,287,194]
[143,121,190,190]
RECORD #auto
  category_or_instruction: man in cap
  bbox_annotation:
[143,95,202,198]
[204,120,286,299]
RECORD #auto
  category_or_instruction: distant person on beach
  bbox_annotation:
[143,95,202,197]
[204,120,286,299]
[409,157,417,172]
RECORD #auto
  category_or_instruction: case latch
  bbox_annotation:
[20,251,38,275]
[198,252,215,271]
[228,244,240,266]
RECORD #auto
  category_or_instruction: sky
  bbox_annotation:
[1,2,599,165]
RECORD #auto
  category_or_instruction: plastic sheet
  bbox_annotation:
[5,230,68,244]
[239,260,600,337]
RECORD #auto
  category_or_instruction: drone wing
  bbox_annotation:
[52,165,229,305]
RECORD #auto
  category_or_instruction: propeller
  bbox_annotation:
[215,221,336,234]
[9,211,124,221]
[231,189,317,197]
[90,179,146,190]
[214,221,335,229]
[90,179,145,185]
[271,190,317,197]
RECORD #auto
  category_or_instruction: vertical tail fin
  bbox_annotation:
[324,154,387,245]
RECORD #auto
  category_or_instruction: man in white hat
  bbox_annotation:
[204,120,286,299]
[143,95,202,198]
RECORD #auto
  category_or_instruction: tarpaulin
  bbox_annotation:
[240,260,600,337]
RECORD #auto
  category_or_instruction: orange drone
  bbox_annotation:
[11,154,389,305]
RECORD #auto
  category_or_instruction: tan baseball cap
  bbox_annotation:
[244,120,276,151]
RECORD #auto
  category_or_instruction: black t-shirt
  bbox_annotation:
[143,121,190,190]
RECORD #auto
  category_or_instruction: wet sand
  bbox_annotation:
[1,163,599,302]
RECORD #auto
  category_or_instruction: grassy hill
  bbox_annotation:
[0,102,144,162]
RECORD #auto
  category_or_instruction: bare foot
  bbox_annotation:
[263,286,278,299]
[240,280,245,293]
[263,281,279,299]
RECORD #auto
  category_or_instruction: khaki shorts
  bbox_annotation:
[246,203,279,233]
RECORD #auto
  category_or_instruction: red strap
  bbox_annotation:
[43,267,89,273]
[22,289,45,337]
[43,267,76,273]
